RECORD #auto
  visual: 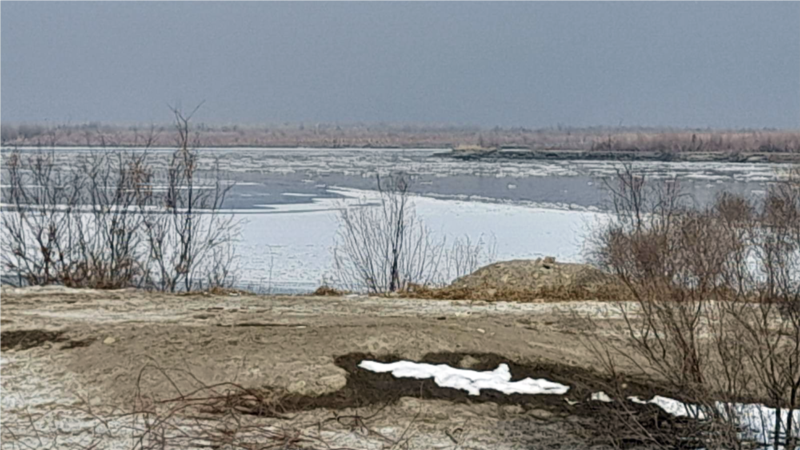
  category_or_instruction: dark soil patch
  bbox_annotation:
[60,337,96,349]
[1,330,67,350]
[301,351,683,413]
[228,352,704,448]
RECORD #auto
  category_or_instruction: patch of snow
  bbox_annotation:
[628,395,800,447]
[731,403,800,446]
[648,395,707,419]
[628,395,647,405]
[591,391,613,403]
[358,360,570,396]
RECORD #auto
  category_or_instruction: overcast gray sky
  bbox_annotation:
[2,2,799,128]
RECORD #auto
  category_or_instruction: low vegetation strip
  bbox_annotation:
[437,148,800,164]
[3,123,799,155]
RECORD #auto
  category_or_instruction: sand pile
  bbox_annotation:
[452,257,613,292]
[408,257,626,302]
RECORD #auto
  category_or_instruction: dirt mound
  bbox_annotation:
[453,257,613,291]
[408,258,627,302]
[312,285,347,296]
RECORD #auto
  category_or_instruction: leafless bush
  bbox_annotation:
[586,165,800,449]
[139,107,239,292]
[442,234,497,282]
[332,174,494,294]
[1,107,239,292]
[333,174,442,293]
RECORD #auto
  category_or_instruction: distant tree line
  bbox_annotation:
[2,122,799,153]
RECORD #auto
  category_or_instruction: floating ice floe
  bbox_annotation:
[358,360,570,396]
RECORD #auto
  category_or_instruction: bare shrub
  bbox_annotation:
[586,165,800,448]
[333,174,442,293]
[442,234,497,282]
[1,108,239,292]
[332,174,494,294]
[139,107,238,292]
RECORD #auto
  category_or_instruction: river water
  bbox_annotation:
[199,148,785,292]
[2,147,789,292]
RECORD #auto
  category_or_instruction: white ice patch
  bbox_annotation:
[590,391,613,403]
[236,187,605,291]
[628,395,647,405]
[628,395,800,446]
[358,360,570,396]
[646,395,707,419]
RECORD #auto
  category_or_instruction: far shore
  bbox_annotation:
[433,148,800,164]
[2,125,799,163]
[4,144,800,164]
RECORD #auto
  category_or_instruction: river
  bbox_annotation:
[2,147,789,292]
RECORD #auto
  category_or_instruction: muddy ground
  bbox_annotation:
[0,286,666,449]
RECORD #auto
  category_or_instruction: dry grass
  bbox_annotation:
[312,285,348,297]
